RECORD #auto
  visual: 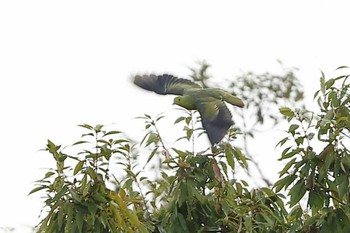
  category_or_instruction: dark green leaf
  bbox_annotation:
[103,130,122,137]
[295,136,304,146]
[282,148,303,159]
[288,124,299,135]
[308,190,324,213]
[174,116,185,124]
[274,174,297,193]
[93,192,108,203]
[337,174,349,199]
[289,179,307,207]
[177,213,189,232]
[76,209,84,233]
[78,124,94,130]
[28,186,47,195]
[279,158,296,177]
[72,140,89,146]
[156,115,165,122]
[232,147,248,168]
[145,147,158,166]
[335,65,349,70]
[276,137,289,148]
[225,145,235,170]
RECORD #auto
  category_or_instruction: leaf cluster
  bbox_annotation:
[30,64,350,233]
[30,124,150,233]
[275,66,350,232]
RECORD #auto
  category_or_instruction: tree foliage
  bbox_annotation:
[30,64,350,232]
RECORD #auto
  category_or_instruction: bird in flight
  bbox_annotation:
[133,74,244,145]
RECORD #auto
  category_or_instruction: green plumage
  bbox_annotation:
[133,74,244,145]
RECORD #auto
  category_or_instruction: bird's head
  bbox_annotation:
[173,96,196,110]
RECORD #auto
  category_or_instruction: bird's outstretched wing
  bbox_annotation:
[195,97,233,145]
[134,74,201,95]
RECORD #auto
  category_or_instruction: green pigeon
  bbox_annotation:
[133,74,244,145]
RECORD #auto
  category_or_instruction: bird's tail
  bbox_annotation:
[222,92,245,108]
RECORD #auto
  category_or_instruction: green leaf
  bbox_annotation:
[94,124,104,132]
[185,116,192,125]
[156,115,165,122]
[225,145,235,170]
[144,147,158,166]
[172,148,188,158]
[279,158,296,177]
[72,140,89,146]
[123,178,133,189]
[279,107,295,117]
[320,71,326,94]
[81,132,94,138]
[274,174,297,193]
[57,208,64,230]
[329,90,340,107]
[282,148,303,159]
[325,78,335,89]
[81,175,88,196]
[288,124,299,135]
[145,133,159,147]
[308,190,324,214]
[236,182,243,195]
[103,130,122,137]
[295,136,304,146]
[232,147,248,168]
[304,214,320,228]
[307,132,315,140]
[177,213,189,232]
[28,186,47,195]
[325,78,335,90]
[86,167,97,179]
[58,153,67,162]
[220,161,228,178]
[174,116,185,124]
[186,128,193,140]
[314,89,321,99]
[178,183,189,206]
[78,124,94,130]
[335,65,349,70]
[93,192,108,203]
[244,216,252,232]
[44,171,55,178]
[289,179,307,207]
[337,174,349,199]
[74,161,84,175]
[70,189,82,202]
[76,209,84,233]
[241,180,249,186]
[261,187,276,197]
[276,136,289,148]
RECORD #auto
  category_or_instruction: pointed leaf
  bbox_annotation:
[74,161,84,175]
[289,179,307,207]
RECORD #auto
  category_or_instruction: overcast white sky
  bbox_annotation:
[1,0,350,231]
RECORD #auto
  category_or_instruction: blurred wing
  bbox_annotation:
[196,97,233,145]
[133,74,201,95]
